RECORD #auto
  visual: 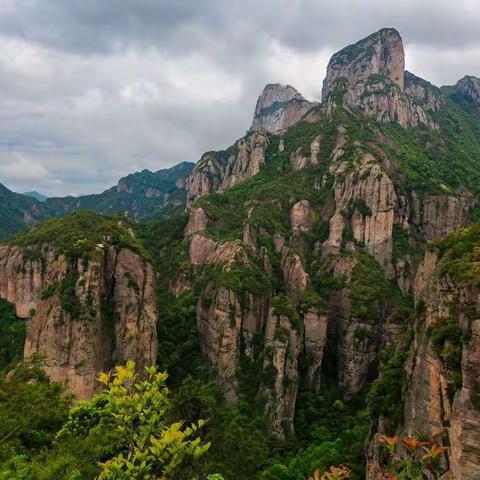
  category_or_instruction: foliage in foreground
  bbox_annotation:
[0,362,210,480]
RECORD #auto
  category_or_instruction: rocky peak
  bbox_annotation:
[404,71,443,111]
[455,75,480,105]
[322,28,405,101]
[117,177,133,193]
[322,28,437,129]
[251,83,315,133]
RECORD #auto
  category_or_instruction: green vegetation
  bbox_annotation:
[0,363,211,480]
[260,391,369,480]
[45,162,195,221]
[374,95,480,194]
[9,211,150,261]
[434,222,480,285]
[196,119,337,242]
[427,319,464,371]
[367,348,408,428]
[0,300,25,371]
[0,183,50,241]
[0,362,70,469]
[1,56,480,480]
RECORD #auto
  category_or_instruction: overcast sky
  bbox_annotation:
[0,0,479,196]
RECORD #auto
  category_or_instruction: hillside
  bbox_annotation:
[1,27,480,479]
[45,161,195,220]
[0,183,50,241]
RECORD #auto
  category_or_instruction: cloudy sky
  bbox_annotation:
[0,0,479,196]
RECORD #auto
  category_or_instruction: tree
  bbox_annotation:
[60,361,210,479]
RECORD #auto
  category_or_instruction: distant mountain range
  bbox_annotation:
[23,191,48,202]
[0,161,195,240]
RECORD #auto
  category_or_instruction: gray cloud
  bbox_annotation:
[0,0,478,195]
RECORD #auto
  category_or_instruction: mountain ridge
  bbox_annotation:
[1,27,480,479]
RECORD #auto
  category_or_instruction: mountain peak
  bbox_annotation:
[251,83,315,133]
[23,191,48,202]
[455,75,480,105]
[322,27,405,101]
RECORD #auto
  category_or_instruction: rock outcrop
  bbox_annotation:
[185,207,210,236]
[455,75,480,105]
[399,246,480,479]
[289,135,322,171]
[404,71,443,112]
[186,131,269,206]
[322,28,405,99]
[251,84,315,133]
[323,149,398,274]
[0,243,158,399]
[322,28,437,129]
[290,200,314,232]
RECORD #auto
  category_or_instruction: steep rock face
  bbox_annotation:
[290,200,314,232]
[404,71,444,112]
[322,28,405,99]
[322,28,436,129]
[290,135,321,171]
[251,84,315,133]
[0,243,158,399]
[323,151,397,274]
[197,285,243,402]
[191,237,269,401]
[328,256,380,396]
[399,248,480,479]
[455,75,480,105]
[186,132,269,206]
[263,308,301,433]
[185,207,210,236]
[192,232,330,433]
[417,193,472,240]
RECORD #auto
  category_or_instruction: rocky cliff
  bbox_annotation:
[455,75,480,105]
[186,131,269,205]
[0,212,158,399]
[322,28,438,129]
[172,31,480,477]
[368,227,480,479]
[251,83,316,133]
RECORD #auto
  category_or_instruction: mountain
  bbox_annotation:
[45,161,195,220]
[1,28,480,479]
[23,191,48,202]
[0,161,195,240]
[0,183,50,240]
[250,83,317,132]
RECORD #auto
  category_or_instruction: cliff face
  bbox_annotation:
[251,84,316,133]
[0,237,158,399]
[402,236,480,479]
[186,131,269,206]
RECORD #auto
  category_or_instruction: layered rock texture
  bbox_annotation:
[251,83,316,132]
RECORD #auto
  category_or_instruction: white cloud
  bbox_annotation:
[0,152,50,183]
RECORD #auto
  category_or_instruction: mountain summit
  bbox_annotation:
[322,27,405,100]
[251,83,316,132]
